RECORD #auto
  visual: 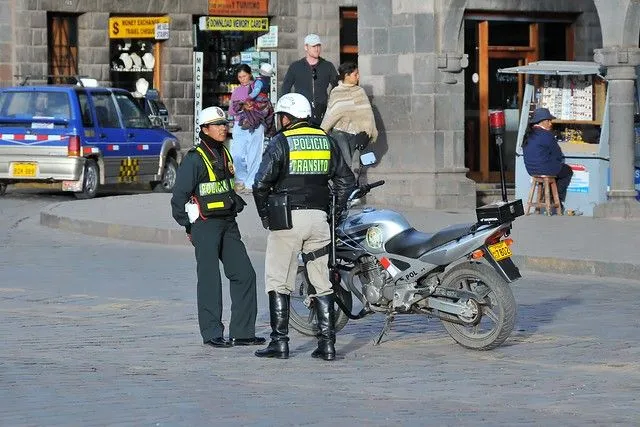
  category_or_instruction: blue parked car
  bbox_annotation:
[0,81,181,198]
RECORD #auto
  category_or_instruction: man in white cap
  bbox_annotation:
[281,33,338,126]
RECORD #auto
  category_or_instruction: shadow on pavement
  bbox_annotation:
[514,295,582,339]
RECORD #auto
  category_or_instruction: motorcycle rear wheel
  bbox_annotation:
[289,266,352,336]
[439,261,516,350]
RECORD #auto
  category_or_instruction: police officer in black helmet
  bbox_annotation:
[171,106,265,349]
[253,93,355,361]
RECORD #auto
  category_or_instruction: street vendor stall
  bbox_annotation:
[499,61,640,216]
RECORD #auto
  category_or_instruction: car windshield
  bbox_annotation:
[0,90,71,120]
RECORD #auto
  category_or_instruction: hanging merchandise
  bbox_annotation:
[108,16,169,93]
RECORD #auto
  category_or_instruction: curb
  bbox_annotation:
[40,209,640,281]
[40,211,269,252]
[511,255,640,281]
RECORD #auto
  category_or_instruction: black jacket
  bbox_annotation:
[281,57,338,123]
[252,121,355,219]
[171,139,243,232]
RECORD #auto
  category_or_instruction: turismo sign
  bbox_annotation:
[208,0,268,17]
[198,16,269,32]
[109,16,170,39]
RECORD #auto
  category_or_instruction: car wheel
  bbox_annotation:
[153,157,178,193]
[75,159,99,200]
[0,183,7,196]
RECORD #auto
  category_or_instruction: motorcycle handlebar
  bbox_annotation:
[348,180,385,202]
[365,180,385,191]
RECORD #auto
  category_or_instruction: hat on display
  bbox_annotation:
[530,107,556,124]
[304,33,322,46]
[142,52,155,70]
[198,106,229,126]
[119,52,133,70]
[135,78,149,96]
[130,52,142,69]
[259,63,273,77]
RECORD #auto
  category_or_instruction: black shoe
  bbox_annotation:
[255,341,289,359]
[204,337,232,348]
[230,336,267,346]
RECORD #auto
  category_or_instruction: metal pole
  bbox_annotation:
[496,134,508,202]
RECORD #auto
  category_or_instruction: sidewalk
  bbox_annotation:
[40,193,640,280]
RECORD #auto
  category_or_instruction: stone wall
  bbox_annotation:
[2,0,605,208]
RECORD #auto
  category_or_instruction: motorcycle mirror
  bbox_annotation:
[360,152,377,166]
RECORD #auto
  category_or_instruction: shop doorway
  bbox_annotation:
[193,19,275,114]
[464,15,574,183]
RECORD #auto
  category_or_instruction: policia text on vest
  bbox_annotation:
[288,135,331,175]
[193,145,237,216]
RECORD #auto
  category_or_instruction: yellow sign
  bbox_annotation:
[199,16,269,32]
[109,16,170,39]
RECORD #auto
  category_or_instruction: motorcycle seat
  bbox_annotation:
[385,223,475,259]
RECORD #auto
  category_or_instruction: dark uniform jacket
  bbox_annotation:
[281,57,338,123]
[523,126,565,177]
[252,121,355,219]
[171,140,243,232]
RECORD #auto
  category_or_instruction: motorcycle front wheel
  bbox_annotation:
[439,261,516,350]
[289,266,353,336]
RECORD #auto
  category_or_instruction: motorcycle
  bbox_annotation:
[290,154,523,350]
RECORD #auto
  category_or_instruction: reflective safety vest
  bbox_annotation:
[283,127,331,176]
[194,144,236,217]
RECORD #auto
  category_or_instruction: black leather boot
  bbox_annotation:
[255,291,290,359]
[311,294,336,361]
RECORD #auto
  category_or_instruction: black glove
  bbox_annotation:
[261,217,270,230]
[234,193,247,213]
[354,131,370,150]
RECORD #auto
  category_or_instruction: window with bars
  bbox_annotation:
[48,13,79,84]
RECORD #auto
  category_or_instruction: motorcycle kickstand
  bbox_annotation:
[374,313,395,346]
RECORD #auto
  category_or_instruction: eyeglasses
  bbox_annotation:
[312,68,317,80]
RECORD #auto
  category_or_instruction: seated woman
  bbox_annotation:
[522,108,573,205]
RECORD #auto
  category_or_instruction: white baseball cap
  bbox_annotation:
[304,34,322,46]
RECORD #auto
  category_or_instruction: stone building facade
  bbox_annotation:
[2,0,637,216]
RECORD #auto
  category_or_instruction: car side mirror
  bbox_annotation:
[360,152,377,166]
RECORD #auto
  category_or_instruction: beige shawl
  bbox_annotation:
[320,82,378,142]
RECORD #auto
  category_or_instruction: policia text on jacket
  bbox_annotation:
[288,136,331,174]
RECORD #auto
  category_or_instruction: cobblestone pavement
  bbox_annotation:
[1,194,640,426]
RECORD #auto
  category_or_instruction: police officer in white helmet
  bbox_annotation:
[253,93,355,360]
[171,106,265,348]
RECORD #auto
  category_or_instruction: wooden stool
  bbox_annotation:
[526,175,563,216]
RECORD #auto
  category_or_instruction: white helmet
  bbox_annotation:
[275,93,311,119]
[198,106,228,126]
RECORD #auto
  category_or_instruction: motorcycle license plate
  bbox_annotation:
[488,241,512,261]
[12,162,37,177]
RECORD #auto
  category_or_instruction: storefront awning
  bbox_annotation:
[498,61,603,76]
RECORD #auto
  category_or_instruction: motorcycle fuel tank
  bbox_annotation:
[338,208,412,253]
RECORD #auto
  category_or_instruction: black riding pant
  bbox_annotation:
[191,216,257,342]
